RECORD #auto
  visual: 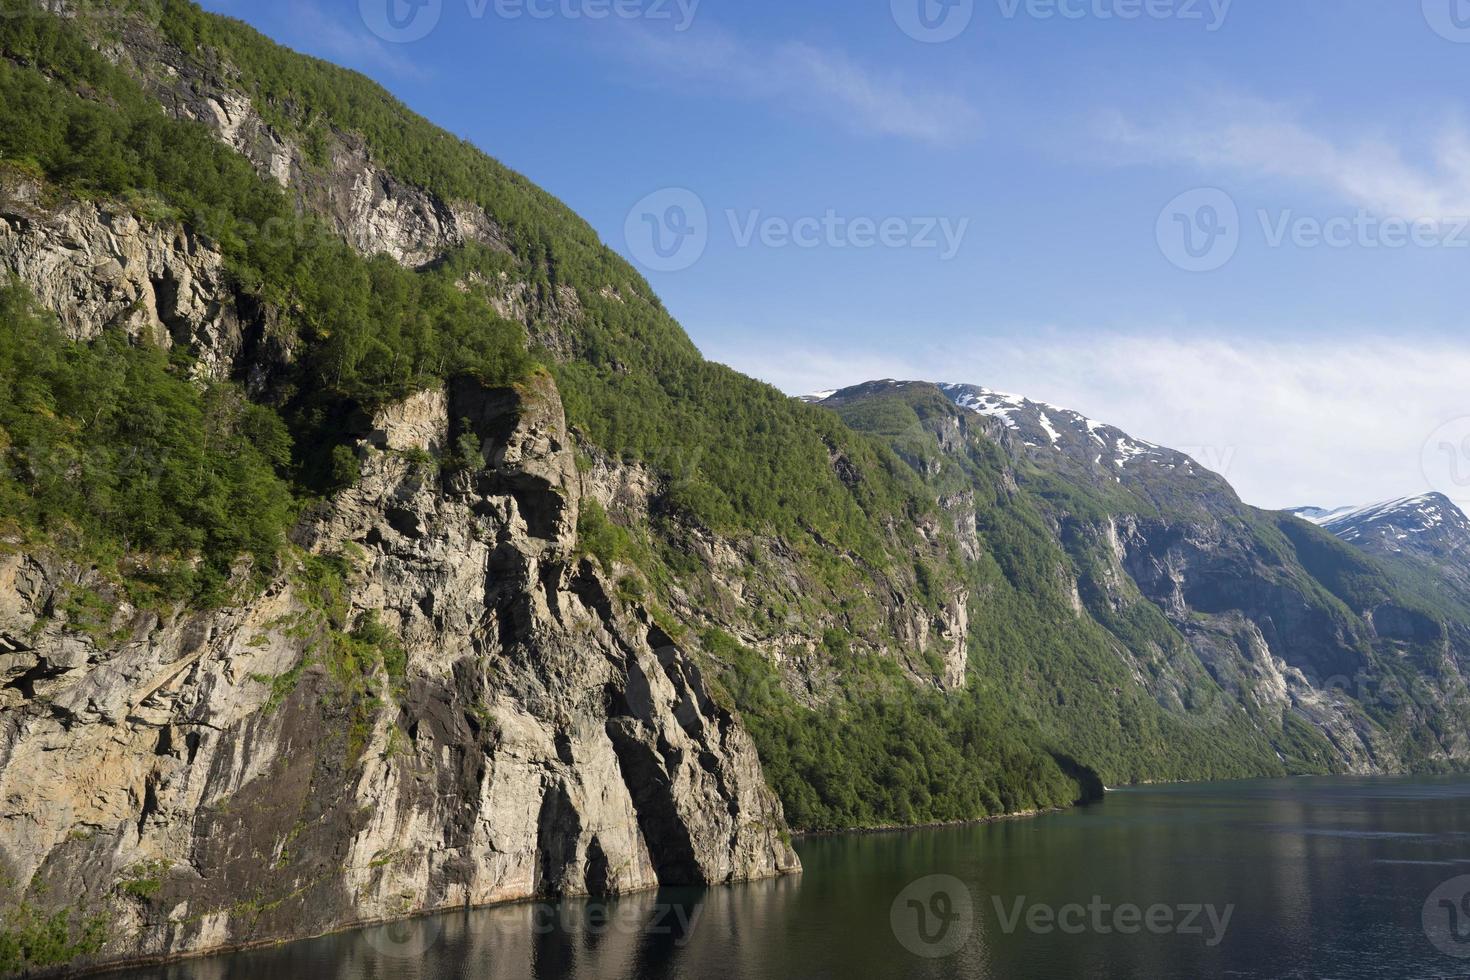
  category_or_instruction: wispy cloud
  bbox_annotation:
[612,26,980,145]
[286,1,430,81]
[705,329,1470,512]
[1098,97,1470,220]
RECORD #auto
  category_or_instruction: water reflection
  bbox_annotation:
[104,776,1470,980]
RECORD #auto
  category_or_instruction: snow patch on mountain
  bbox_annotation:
[1293,505,1349,526]
[1038,411,1061,445]
[944,386,1027,430]
[938,383,1176,473]
[1292,494,1470,544]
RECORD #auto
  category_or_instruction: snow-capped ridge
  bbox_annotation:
[801,379,1206,479]
[1295,493,1469,540]
[937,382,1175,474]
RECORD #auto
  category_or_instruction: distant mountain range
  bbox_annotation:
[1292,494,1470,548]
[1291,494,1470,600]
[810,379,1470,781]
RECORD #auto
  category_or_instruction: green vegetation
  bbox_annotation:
[251,658,310,714]
[707,629,1088,831]
[0,283,293,602]
[245,551,407,751]
[556,358,934,553]
[292,551,404,760]
[141,0,620,291]
[351,610,408,689]
[118,859,172,901]
[577,499,633,573]
[0,1,925,586]
[0,8,532,593]
[442,422,487,476]
[22,0,936,555]
[0,903,108,976]
[0,12,532,407]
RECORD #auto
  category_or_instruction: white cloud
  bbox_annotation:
[1099,98,1470,221]
[705,331,1470,512]
[612,26,980,144]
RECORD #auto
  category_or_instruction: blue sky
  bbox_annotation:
[203,0,1470,511]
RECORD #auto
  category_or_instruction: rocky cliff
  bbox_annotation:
[76,4,975,703]
[0,172,250,381]
[0,371,795,974]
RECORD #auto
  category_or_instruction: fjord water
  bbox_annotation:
[112,777,1470,980]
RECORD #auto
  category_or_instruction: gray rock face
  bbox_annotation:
[317,137,509,269]
[102,21,509,272]
[1102,514,1404,771]
[0,23,803,968]
[0,174,251,380]
[0,375,797,973]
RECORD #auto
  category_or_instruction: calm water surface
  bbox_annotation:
[105,777,1470,979]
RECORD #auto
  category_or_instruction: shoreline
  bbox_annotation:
[59,866,802,980]
[791,804,1073,840]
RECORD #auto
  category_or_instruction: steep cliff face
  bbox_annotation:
[102,18,509,273]
[1098,514,1401,772]
[0,172,256,382]
[571,441,973,698]
[76,6,972,706]
[0,373,796,973]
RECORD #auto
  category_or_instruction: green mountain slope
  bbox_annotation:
[3,3,1470,971]
[823,381,1470,776]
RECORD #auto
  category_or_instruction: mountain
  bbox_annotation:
[1293,494,1470,602]
[937,384,1180,471]
[1,2,1469,975]
[1296,494,1470,554]
[1290,505,1358,523]
[933,383,1240,511]
[818,380,1470,772]
[0,3,1065,971]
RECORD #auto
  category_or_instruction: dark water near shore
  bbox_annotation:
[104,776,1470,979]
